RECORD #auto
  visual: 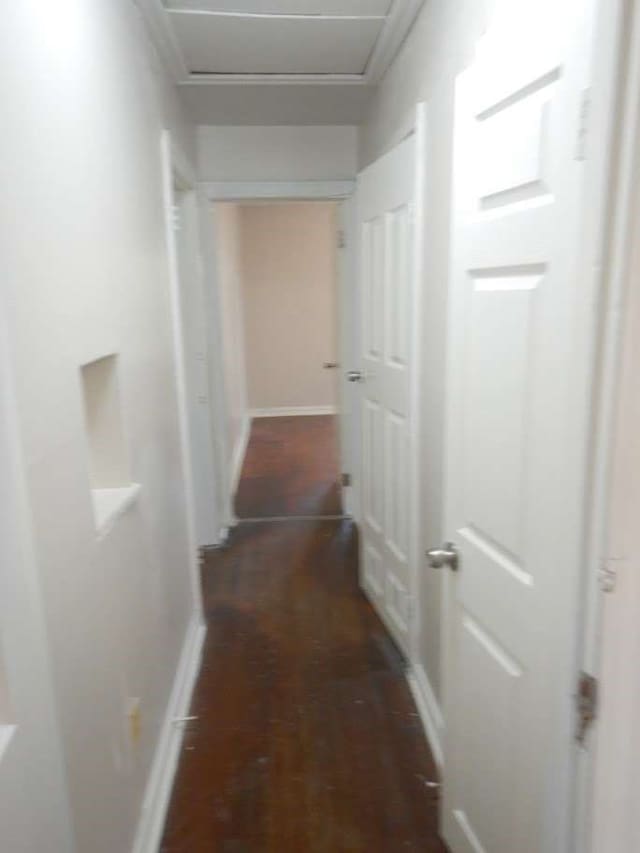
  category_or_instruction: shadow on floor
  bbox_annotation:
[161,519,446,852]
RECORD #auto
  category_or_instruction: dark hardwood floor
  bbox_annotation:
[161,413,446,851]
[234,415,342,518]
[161,519,446,852]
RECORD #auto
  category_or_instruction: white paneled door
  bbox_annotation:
[439,1,599,851]
[357,134,416,654]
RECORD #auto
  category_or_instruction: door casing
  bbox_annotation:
[200,180,357,526]
[575,0,640,848]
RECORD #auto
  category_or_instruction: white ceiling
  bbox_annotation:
[142,0,424,124]
[180,83,374,125]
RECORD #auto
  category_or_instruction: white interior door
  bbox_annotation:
[357,135,416,654]
[440,2,599,851]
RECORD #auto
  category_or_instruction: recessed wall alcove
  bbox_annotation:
[80,354,140,536]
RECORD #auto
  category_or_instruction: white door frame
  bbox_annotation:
[200,179,357,520]
[160,131,205,619]
[574,0,640,848]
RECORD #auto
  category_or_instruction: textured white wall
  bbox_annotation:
[0,301,74,853]
[198,125,358,181]
[359,0,497,706]
[240,203,338,412]
[1,1,198,850]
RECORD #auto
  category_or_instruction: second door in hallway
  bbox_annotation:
[357,134,417,655]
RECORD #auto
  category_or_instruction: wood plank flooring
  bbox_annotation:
[234,416,342,518]
[161,520,445,852]
[162,415,446,851]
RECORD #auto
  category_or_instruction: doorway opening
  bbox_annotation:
[211,200,345,521]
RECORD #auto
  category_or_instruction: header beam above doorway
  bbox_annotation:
[201,180,356,201]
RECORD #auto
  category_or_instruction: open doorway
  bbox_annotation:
[212,200,344,520]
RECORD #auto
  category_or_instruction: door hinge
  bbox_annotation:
[337,229,346,249]
[575,671,598,745]
[171,204,181,232]
[575,87,591,162]
[341,472,351,487]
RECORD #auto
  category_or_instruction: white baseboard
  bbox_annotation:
[250,405,337,418]
[132,616,206,853]
[406,662,444,771]
[360,579,443,770]
[230,415,251,500]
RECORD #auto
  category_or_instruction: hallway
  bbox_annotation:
[4,2,630,850]
[161,417,445,852]
[235,415,343,519]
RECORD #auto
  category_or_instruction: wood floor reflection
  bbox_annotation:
[234,416,342,519]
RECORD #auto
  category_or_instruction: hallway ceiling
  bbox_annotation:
[141,0,425,123]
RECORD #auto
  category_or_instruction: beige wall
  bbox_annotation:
[359,0,497,710]
[240,203,338,413]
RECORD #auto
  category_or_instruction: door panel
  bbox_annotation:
[358,135,416,653]
[442,2,597,851]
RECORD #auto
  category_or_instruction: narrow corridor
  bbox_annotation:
[161,418,445,851]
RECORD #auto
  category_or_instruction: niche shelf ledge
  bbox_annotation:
[92,483,141,540]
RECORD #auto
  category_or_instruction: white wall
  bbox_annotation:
[359,0,496,709]
[0,306,74,853]
[212,203,250,491]
[1,1,200,850]
[198,125,358,182]
[240,203,338,413]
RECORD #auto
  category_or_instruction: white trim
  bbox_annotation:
[134,0,189,82]
[181,73,366,86]
[169,9,385,21]
[197,185,235,534]
[160,131,204,620]
[92,483,142,540]
[408,102,427,669]
[132,616,206,853]
[363,0,425,85]
[575,1,640,849]
[202,180,356,532]
[336,195,360,524]
[230,414,251,499]
[202,181,355,202]
[407,663,444,771]
[250,405,337,418]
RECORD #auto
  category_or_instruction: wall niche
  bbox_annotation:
[80,354,139,536]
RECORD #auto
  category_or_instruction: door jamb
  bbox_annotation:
[160,130,205,620]
[200,179,357,521]
[573,0,640,848]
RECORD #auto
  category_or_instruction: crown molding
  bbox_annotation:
[179,72,368,86]
[363,0,424,84]
[134,0,189,82]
